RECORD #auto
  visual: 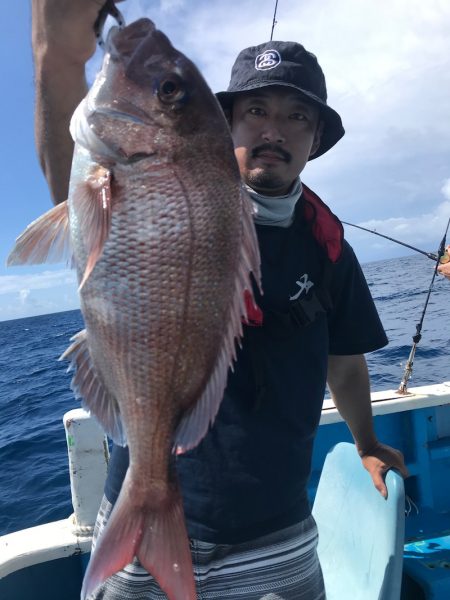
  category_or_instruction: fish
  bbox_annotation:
[7,18,260,600]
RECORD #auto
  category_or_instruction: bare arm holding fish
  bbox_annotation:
[31,0,124,205]
[327,353,409,497]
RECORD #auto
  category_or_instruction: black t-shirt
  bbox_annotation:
[104,197,388,544]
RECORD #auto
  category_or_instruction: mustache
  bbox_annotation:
[251,143,291,163]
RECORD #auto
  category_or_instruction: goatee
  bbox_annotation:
[246,171,286,192]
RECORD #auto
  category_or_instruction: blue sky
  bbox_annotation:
[1,0,450,321]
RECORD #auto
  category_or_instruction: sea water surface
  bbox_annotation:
[0,253,449,536]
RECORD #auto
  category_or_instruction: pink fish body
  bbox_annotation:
[8,19,260,600]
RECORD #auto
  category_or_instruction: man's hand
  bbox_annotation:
[437,245,450,280]
[358,441,409,499]
[32,0,115,66]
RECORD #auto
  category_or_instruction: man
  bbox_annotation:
[32,1,408,598]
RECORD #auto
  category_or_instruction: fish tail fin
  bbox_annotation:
[81,477,195,600]
[137,490,196,600]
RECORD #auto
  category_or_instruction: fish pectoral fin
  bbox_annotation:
[60,329,126,446]
[74,166,113,289]
[174,187,261,455]
[7,200,72,267]
[81,475,196,600]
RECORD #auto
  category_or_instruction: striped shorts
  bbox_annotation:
[88,495,325,600]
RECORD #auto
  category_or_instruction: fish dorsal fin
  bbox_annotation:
[174,187,261,454]
[74,166,113,289]
[60,329,127,446]
[7,200,72,266]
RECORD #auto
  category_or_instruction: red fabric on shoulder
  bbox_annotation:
[302,184,344,263]
[243,289,264,327]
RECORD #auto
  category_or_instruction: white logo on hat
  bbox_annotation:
[255,49,281,71]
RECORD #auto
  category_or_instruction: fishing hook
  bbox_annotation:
[94,0,126,48]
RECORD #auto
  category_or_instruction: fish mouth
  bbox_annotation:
[93,99,154,127]
[106,18,182,92]
[106,19,158,60]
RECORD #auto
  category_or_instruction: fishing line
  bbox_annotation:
[270,0,279,41]
[342,221,439,262]
[397,217,450,394]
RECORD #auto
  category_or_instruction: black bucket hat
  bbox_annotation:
[216,41,345,159]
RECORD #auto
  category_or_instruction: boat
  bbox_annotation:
[1,380,450,599]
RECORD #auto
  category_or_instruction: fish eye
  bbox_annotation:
[157,74,186,104]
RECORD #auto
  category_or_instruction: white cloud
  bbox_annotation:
[361,200,450,242]
[0,269,79,321]
[0,269,77,296]
[441,179,450,200]
[344,198,450,262]
[19,289,30,304]
[159,0,185,12]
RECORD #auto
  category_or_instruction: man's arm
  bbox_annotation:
[32,0,114,204]
[327,354,408,497]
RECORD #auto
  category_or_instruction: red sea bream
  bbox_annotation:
[8,18,260,600]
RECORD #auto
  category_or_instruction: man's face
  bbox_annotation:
[230,86,322,196]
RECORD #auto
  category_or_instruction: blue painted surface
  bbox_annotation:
[311,403,450,599]
[312,443,405,600]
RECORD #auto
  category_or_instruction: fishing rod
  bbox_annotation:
[270,0,279,41]
[342,221,440,262]
[397,217,450,395]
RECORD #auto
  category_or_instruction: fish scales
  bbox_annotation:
[7,17,260,600]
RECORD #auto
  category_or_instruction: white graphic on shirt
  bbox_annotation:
[289,274,314,300]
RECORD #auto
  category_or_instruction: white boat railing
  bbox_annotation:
[63,408,109,536]
[321,381,450,424]
[0,408,108,578]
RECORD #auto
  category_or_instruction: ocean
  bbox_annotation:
[0,253,449,537]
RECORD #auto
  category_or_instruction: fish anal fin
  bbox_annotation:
[60,329,126,446]
[75,166,113,289]
[174,187,261,454]
[81,475,196,600]
[7,200,72,267]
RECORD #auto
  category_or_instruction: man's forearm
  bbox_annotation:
[327,354,378,455]
[328,354,409,494]
[33,53,87,204]
[31,0,103,205]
